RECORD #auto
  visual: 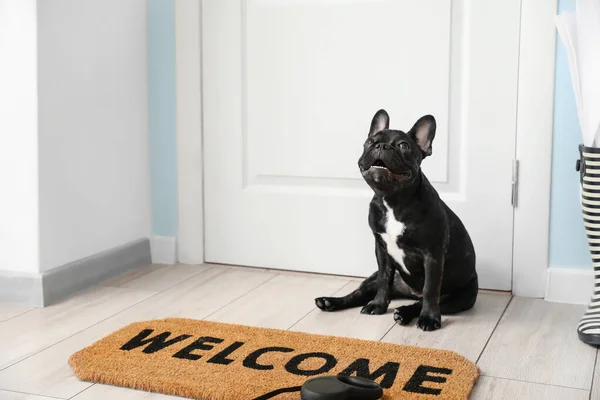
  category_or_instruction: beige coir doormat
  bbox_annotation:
[68,318,479,400]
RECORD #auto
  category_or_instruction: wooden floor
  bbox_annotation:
[0,264,597,400]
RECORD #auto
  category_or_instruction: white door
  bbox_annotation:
[202,0,521,290]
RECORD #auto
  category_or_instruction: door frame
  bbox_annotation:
[174,0,558,298]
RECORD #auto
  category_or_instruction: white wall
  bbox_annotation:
[0,0,40,274]
[37,0,151,272]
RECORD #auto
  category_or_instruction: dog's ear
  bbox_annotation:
[369,109,390,137]
[409,115,436,157]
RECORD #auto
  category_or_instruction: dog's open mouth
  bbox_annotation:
[371,160,388,169]
[368,160,411,179]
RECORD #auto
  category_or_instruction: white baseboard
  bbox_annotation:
[151,236,177,264]
[1,238,151,306]
[545,267,594,305]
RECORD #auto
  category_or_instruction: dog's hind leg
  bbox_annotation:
[391,271,421,300]
[315,272,378,312]
[393,275,478,326]
[393,301,423,325]
[439,275,479,315]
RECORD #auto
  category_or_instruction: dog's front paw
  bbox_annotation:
[417,314,442,331]
[315,297,339,312]
[394,304,420,325]
[360,301,388,315]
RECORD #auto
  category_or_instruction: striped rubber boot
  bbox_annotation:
[577,144,600,346]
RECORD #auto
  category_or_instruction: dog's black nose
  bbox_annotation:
[375,143,391,150]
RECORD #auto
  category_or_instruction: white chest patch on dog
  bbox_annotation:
[379,200,410,275]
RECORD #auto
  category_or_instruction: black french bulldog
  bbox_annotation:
[315,110,478,331]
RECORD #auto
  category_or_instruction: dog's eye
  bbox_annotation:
[366,139,374,146]
[399,142,409,150]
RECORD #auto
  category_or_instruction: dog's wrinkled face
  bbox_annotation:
[358,109,436,196]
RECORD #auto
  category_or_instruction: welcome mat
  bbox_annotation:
[69,318,479,400]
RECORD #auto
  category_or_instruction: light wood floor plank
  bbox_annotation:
[0,286,154,371]
[206,273,349,329]
[477,297,596,389]
[471,376,589,400]
[0,303,34,323]
[0,267,276,399]
[0,389,61,400]
[102,264,210,292]
[590,348,600,400]
[290,280,398,340]
[71,384,180,399]
[381,292,510,362]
